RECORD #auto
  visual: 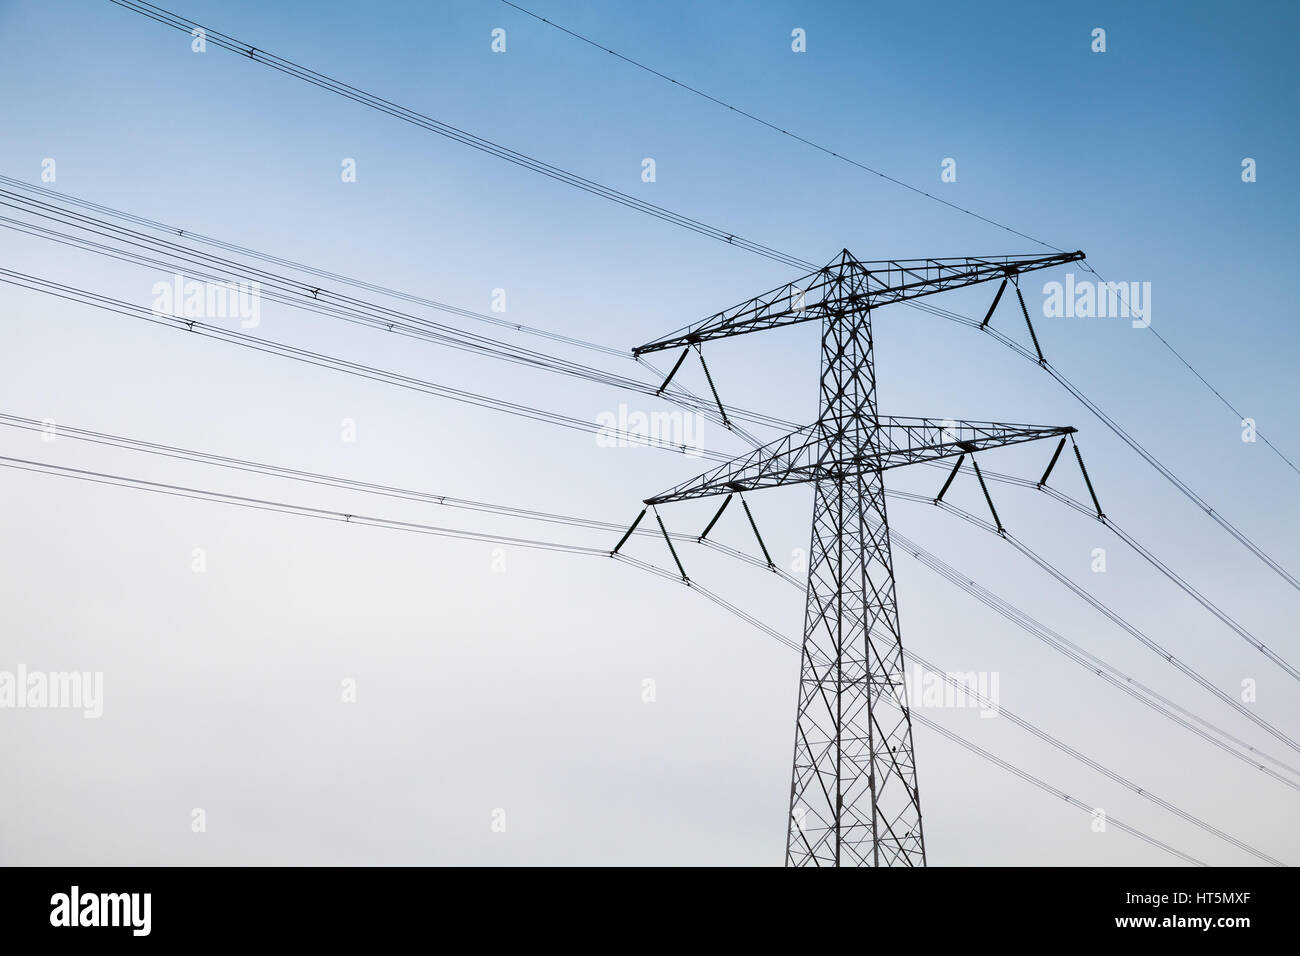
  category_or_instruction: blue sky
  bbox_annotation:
[0,0,1296,865]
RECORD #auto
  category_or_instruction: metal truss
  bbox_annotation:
[644,417,1074,505]
[632,250,1083,356]
[633,249,1083,866]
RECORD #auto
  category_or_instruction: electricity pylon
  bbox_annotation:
[631,249,1084,867]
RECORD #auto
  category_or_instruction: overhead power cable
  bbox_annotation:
[497,0,1058,250]
[1036,359,1300,593]
[0,189,794,434]
[887,488,1300,755]
[795,544,1270,864]
[0,266,735,462]
[0,173,746,449]
[908,295,1300,595]
[902,652,1284,866]
[798,537,1281,865]
[911,712,1205,867]
[104,0,816,272]
[6,408,1294,804]
[14,2,1285,865]
[499,0,1300,479]
[883,531,1300,791]
[16,411,800,582]
[100,2,1300,590]
[745,518,1300,790]
[20,3,1300,733]
[8,173,1290,605]
[0,177,797,440]
[0,174,630,360]
[921,457,1299,678]
[7,264,1294,768]
[21,180,1294,619]
[0,449,1214,867]
[1002,526,1300,735]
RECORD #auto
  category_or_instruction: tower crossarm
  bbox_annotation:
[644,422,824,505]
[869,416,1076,467]
[632,250,1084,355]
[643,417,1074,505]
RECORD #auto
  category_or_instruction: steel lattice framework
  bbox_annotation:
[634,249,1083,866]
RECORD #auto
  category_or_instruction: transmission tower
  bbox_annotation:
[628,249,1084,866]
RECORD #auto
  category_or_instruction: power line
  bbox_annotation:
[1076,257,1300,479]
[7,407,1290,793]
[0,412,716,544]
[713,498,1300,788]
[1038,358,1300,592]
[0,175,631,360]
[922,457,1300,678]
[912,713,1206,867]
[903,651,1283,866]
[909,295,1300,594]
[0,171,763,451]
[889,488,1300,756]
[9,256,1297,750]
[98,2,1300,590]
[0,266,734,461]
[1003,524,1300,738]
[499,0,1300,479]
[0,177,797,437]
[744,513,1300,788]
[0,188,783,430]
[13,1,1286,865]
[104,0,816,272]
[498,0,1061,251]
[791,519,1279,864]
[10,259,1295,765]
[625,236,1298,861]
[0,169,777,449]
[15,173,1293,608]
[0,449,1217,867]
[882,529,1300,792]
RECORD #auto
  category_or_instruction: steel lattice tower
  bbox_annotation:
[630,249,1083,866]
[789,262,921,866]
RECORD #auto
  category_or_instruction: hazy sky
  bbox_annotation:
[0,0,1296,865]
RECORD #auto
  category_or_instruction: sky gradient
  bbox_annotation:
[0,0,1296,865]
